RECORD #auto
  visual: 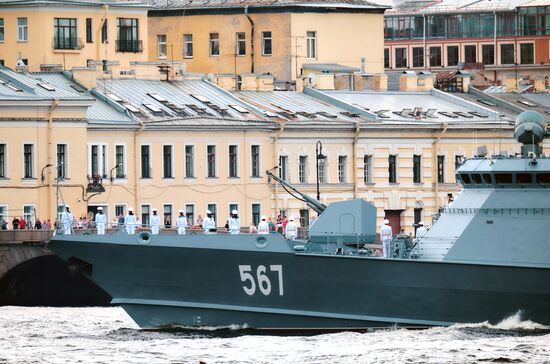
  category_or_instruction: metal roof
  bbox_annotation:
[148,0,388,10]
[0,0,148,7]
[386,0,533,15]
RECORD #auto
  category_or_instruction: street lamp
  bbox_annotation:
[315,141,326,201]
[41,163,53,183]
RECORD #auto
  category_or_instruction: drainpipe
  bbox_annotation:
[433,123,448,213]
[47,99,59,221]
[353,122,360,199]
[272,122,285,217]
[244,6,255,73]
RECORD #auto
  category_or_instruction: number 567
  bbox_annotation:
[238,265,284,296]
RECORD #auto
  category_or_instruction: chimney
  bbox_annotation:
[399,71,418,91]
[71,67,97,89]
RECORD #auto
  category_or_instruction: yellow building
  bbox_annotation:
[0,65,525,235]
[147,0,388,83]
[0,0,149,72]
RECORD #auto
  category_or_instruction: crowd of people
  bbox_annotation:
[1,217,54,230]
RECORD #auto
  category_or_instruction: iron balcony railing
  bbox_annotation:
[53,37,84,51]
[115,39,143,53]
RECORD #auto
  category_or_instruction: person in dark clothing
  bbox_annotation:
[35,218,42,230]
[12,217,19,230]
[1,220,7,230]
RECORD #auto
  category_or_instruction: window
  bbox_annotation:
[306,31,316,59]
[395,47,407,68]
[447,45,459,66]
[207,145,216,177]
[384,16,424,40]
[388,155,397,183]
[318,158,326,183]
[57,144,67,179]
[299,156,307,183]
[0,144,6,178]
[228,145,238,178]
[338,156,347,183]
[252,203,261,226]
[299,209,309,228]
[501,44,515,64]
[89,144,107,178]
[520,43,534,64]
[54,18,78,50]
[185,145,194,178]
[183,34,193,58]
[498,13,516,36]
[429,46,442,67]
[482,44,494,65]
[86,18,92,43]
[17,18,27,42]
[23,205,34,228]
[115,205,125,218]
[464,45,476,63]
[163,145,173,178]
[384,48,390,68]
[185,204,194,225]
[437,155,445,183]
[117,18,140,53]
[363,155,372,183]
[0,19,4,42]
[0,206,6,225]
[251,145,260,177]
[279,155,288,181]
[163,204,172,228]
[413,155,421,183]
[447,15,462,38]
[141,145,150,178]
[23,144,33,178]
[141,205,150,226]
[209,33,219,56]
[207,203,217,224]
[236,32,246,56]
[101,20,108,43]
[229,204,238,219]
[157,34,167,58]
[262,31,272,56]
[412,47,424,68]
[115,145,125,178]
[455,155,464,171]
[427,15,445,38]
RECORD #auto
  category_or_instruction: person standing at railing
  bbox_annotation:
[416,221,427,240]
[285,217,298,240]
[176,210,187,235]
[203,210,216,234]
[150,208,161,235]
[125,207,137,235]
[380,219,393,258]
[95,207,106,235]
[258,216,269,235]
[61,206,73,235]
[229,209,240,235]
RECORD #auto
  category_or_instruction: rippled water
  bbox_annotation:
[1,306,549,364]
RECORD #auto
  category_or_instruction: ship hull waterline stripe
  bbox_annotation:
[111,298,454,327]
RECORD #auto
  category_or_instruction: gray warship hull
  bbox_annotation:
[48,233,550,330]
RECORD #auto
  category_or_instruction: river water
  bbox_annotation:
[0,306,549,364]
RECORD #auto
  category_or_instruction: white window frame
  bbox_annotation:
[183,34,193,58]
[162,144,174,179]
[184,144,195,178]
[251,144,261,178]
[209,32,219,57]
[87,143,108,178]
[306,31,317,59]
[0,205,7,224]
[0,142,7,179]
[338,155,347,183]
[236,32,246,56]
[23,204,35,228]
[56,143,69,180]
[279,154,288,181]
[141,203,151,227]
[206,144,217,178]
[229,144,239,178]
[22,142,34,179]
[114,204,127,220]
[17,17,28,42]
[251,202,261,226]
[114,144,127,179]
[364,154,373,184]
[140,143,152,179]
[0,18,4,43]
[157,34,167,59]
[262,31,272,56]
[185,203,195,225]
[207,202,217,224]
[163,203,173,227]
[298,155,308,184]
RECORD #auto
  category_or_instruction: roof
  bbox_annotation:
[149,0,388,10]
[0,0,148,7]
[386,0,533,16]
[321,89,508,124]
[302,64,360,74]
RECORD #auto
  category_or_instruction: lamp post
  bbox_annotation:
[40,163,53,183]
[315,141,326,201]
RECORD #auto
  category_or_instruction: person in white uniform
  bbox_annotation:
[94,207,106,235]
[61,205,73,235]
[150,208,161,235]
[285,217,298,240]
[203,210,216,234]
[125,207,137,235]
[258,215,269,235]
[416,221,427,240]
[228,209,240,235]
[177,210,187,235]
[380,219,393,258]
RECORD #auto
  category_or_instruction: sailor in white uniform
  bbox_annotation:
[94,207,106,235]
[285,217,298,240]
[124,207,137,235]
[176,210,187,235]
[203,210,216,234]
[416,221,427,240]
[150,208,161,235]
[61,205,73,235]
[380,219,393,258]
[228,209,240,235]
[258,215,269,235]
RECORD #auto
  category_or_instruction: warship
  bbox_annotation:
[48,111,550,330]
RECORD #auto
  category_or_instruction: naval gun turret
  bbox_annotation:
[514,110,546,156]
[266,170,377,245]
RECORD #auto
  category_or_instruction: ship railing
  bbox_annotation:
[441,207,550,215]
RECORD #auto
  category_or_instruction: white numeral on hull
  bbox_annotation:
[238,265,284,296]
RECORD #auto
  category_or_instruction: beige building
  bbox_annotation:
[0,0,149,72]
[147,0,388,84]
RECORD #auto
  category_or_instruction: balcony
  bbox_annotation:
[116,39,143,53]
[53,37,84,51]
[87,174,105,193]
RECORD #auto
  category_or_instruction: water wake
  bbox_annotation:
[451,311,550,331]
